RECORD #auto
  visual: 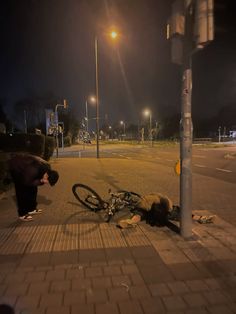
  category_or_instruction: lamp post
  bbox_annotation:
[85,100,88,133]
[120,120,126,140]
[55,99,68,158]
[94,37,100,158]
[94,30,118,158]
[143,109,152,145]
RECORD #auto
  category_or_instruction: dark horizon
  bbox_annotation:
[0,0,236,132]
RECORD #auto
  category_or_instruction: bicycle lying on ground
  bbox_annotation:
[72,183,141,222]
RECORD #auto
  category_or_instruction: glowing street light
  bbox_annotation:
[94,30,119,158]
[85,96,96,133]
[143,109,152,145]
[120,120,126,139]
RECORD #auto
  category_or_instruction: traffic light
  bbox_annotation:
[194,0,214,48]
[63,99,68,109]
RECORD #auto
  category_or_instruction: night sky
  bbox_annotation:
[0,0,235,130]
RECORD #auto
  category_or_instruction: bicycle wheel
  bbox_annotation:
[116,190,141,207]
[72,184,105,211]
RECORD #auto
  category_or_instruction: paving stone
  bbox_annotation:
[92,276,112,289]
[86,288,108,303]
[45,269,65,281]
[5,282,29,296]
[50,280,71,293]
[49,251,78,265]
[15,295,40,308]
[138,264,174,284]
[85,266,103,277]
[24,271,46,283]
[168,263,202,281]
[148,283,171,296]
[66,267,84,280]
[71,278,91,290]
[185,279,209,292]
[167,281,190,294]
[183,292,208,307]
[111,275,131,287]
[0,295,17,308]
[140,296,166,314]
[203,290,231,305]
[20,308,46,314]
[107,287,130,301]
[79,249,106,263]
[105,248,132,261]
[130,246,157,259]
[204,278,224,290]
[95,302,119,314]
[103,265,122,276]
[121,264,141,275]
[185,308,208,314]
[71,303,95,314]
[0,283,7,295]
[129,285,151,299]
[118,299,144,314]
[206,304,234,314]
[28,282,50,295]
[63,290,86,305]
[129,272,145,285]
[44,306,70,314]
[4,272,26,284]
[162,295,187,311]
[39,293,63,307]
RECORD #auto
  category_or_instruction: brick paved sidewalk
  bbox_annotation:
[0,157,235,314]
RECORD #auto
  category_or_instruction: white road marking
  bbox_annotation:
[216,168,232,173]
[193,155,206,158]
[194,164,206,168]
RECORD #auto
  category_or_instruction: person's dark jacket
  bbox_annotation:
[8,154,51,186]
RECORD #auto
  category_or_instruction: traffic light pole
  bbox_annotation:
[180,0,194,238]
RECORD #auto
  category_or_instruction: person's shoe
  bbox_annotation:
[117,219,137,229]
[197,215,216,224]
[28,209,43,215]
[19,215,33,222]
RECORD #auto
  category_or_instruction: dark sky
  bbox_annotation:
[0,0,235,129]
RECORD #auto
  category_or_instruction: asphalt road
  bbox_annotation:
[57,142,236,185]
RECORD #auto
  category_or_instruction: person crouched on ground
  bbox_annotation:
[8,153,59,222]
[117,193,215,229]
[117,193,173,229]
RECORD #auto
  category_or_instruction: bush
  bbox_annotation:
[43,136,55,160]
[0,152,12,192]
[64,135,72,147]
[0,133,45,157]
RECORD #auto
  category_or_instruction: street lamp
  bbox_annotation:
[120,120,126,140]
[143,109,152,145]
[94,30,118,158]
[55,99,68,158]
[85,96,96,134]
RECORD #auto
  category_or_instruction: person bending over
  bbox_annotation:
[8,153,59,221]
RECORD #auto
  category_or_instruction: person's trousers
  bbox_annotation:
[14,182,38,217]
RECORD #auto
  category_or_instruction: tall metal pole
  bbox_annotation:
[85,100,89,133]
[150,112,153,146]
[180,0,193,238]
[24,110,27,133]
[55,104,59,158]
[95,37,100,158]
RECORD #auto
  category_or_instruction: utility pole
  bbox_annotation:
[167,0,214,238]
[55,99,68,158]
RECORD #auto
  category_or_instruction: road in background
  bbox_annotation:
[56,143,236,184]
